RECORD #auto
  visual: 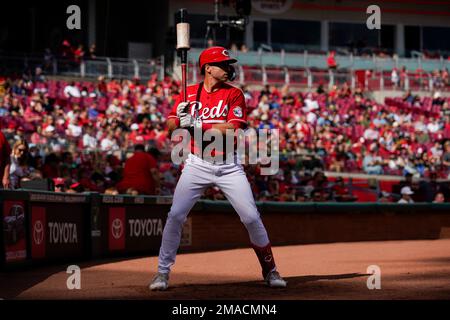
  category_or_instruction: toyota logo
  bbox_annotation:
[33,220,44,245]
[111,218,123,240]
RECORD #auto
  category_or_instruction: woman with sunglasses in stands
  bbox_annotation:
[9,139,33,189]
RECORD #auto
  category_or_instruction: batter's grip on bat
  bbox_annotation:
[252,242,276,279]
[183,102,191,114]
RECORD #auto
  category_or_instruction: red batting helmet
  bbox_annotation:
[198,46,237,74]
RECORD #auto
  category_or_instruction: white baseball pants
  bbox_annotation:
[157,154,271,274]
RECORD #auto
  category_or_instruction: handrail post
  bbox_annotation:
[284,66,289,85]
[159,55,165,81]
[239,65,244,85]
[106,58,113,78]
[351,71,356,90]
[258,47,262,66]
[304,50,308,68]
[328,69,334,90]
[80,60,86,77]
[307,69,312,89]
[133,59,139,79]
[262,65,267,86]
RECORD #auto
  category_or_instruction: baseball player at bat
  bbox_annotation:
[149,46,287,291]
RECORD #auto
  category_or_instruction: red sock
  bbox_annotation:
[252,242,276,279]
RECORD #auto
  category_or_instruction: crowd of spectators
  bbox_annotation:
[1,72,450,202]
[390,67,449,90]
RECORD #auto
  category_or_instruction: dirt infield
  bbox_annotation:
[1,239,450,300]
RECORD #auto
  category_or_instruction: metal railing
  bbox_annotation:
[179,49,448,90]
[0,54,165,81]
[188,48,450,73]
[242,68,447,91]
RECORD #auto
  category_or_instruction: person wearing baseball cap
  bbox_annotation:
[53,177,66,193]
[198,46,237,79]
[151,45,287,291]
[398,186,414,203]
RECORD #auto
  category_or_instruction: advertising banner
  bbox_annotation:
[108,207,125,251]
[125,208,165,251]
[103,202,168,254]
[30,203,85,260]
[31,207,46,259]
[3,200,27,262]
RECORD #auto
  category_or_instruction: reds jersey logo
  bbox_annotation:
[168,82,247,127]
[189,100,229,120]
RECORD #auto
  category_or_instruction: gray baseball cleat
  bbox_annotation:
[265,271,287,288]
[149,272,169,291]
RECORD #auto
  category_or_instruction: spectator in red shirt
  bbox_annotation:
[0,131,11,188]
[327,51,337,70]
[116,144,160,195]
[61,39,73,59]
[107,78,121,95]
[96,76,107,96]
[332,177,357,202]
[74,45,85,63]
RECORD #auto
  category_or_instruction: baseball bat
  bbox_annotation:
[176,8,190,103]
